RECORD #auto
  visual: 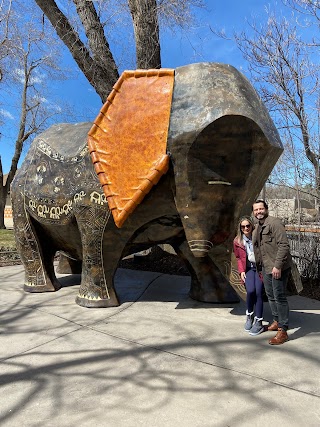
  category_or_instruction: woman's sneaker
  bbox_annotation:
[244,312,254,332]
[249,317,264,336]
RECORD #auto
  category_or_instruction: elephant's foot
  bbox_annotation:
[76,284,119,308]
[75,294,119,308]
[24,277,61,293]
[189,276,239,304]
[174,246,239,304]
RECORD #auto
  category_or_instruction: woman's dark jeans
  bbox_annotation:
[262,267,290,331]
[245,268,264,318]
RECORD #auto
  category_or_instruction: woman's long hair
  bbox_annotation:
[235,215,255,245]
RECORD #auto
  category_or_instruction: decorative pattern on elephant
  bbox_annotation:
[12,191,47,288]
[224,260,246,297]
[37,139,88,164]
[75,205,111,301]
[24,142,106,225]
[188,240,213,254]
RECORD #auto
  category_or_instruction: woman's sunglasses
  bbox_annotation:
[241,224,252,230]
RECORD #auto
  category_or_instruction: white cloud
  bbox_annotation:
[30,74,45,85]
[0,109,14,120]
[32,95,48,104]
[14,68,45,85]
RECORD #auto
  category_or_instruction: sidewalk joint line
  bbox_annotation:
[85,327,320,400]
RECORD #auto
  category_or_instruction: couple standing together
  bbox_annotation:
[233,200,292,345]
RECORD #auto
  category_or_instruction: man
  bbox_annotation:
[252,199,292,345]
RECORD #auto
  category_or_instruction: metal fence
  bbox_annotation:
[287,230,320,279]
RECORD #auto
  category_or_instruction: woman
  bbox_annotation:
[233,216,264,335]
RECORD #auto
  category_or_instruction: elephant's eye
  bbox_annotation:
[208,180,231,186]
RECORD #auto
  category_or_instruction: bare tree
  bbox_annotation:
[0,0,12,82]
[33,0,205,103]
[230,8,320,208]
[0,2,68,228]
[284,0,320,26]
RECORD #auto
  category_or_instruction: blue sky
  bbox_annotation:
[1,0,285,174]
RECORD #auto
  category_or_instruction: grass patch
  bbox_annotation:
[0,229,16,248]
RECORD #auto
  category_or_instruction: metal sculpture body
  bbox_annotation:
[11,63,283,308]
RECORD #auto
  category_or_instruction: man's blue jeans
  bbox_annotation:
[262,267,290,331]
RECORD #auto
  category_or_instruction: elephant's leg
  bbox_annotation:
[75,206,119,308]
[173,241,239,303]
[13,202,61,293]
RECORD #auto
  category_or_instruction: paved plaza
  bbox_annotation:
[0,265,319,426]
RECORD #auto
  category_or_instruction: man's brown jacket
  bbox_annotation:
[252,215,292,274]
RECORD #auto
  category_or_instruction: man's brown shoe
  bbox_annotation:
[269,328,289,345]
[267,320,279,331]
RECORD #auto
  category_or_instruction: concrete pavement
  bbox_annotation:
[0,265,319,426]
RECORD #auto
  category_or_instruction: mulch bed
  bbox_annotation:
[299,278,320,301]
[0,246,21,267]
[119,248,190,276]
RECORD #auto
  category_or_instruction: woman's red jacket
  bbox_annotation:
[233,238,247,278]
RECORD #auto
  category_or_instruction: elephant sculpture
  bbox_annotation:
[11,62,283,308]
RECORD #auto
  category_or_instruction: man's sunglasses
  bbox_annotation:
[241,224,251,229]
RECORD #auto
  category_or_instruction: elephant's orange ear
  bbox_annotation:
[88,68,174,228]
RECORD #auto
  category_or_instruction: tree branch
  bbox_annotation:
[34,0,118,102]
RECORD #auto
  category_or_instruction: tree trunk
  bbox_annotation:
[34,0,119,102]
[128,0,161,69]
[0,185,6,229]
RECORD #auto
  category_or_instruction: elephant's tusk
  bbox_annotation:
[208,181,231,185]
